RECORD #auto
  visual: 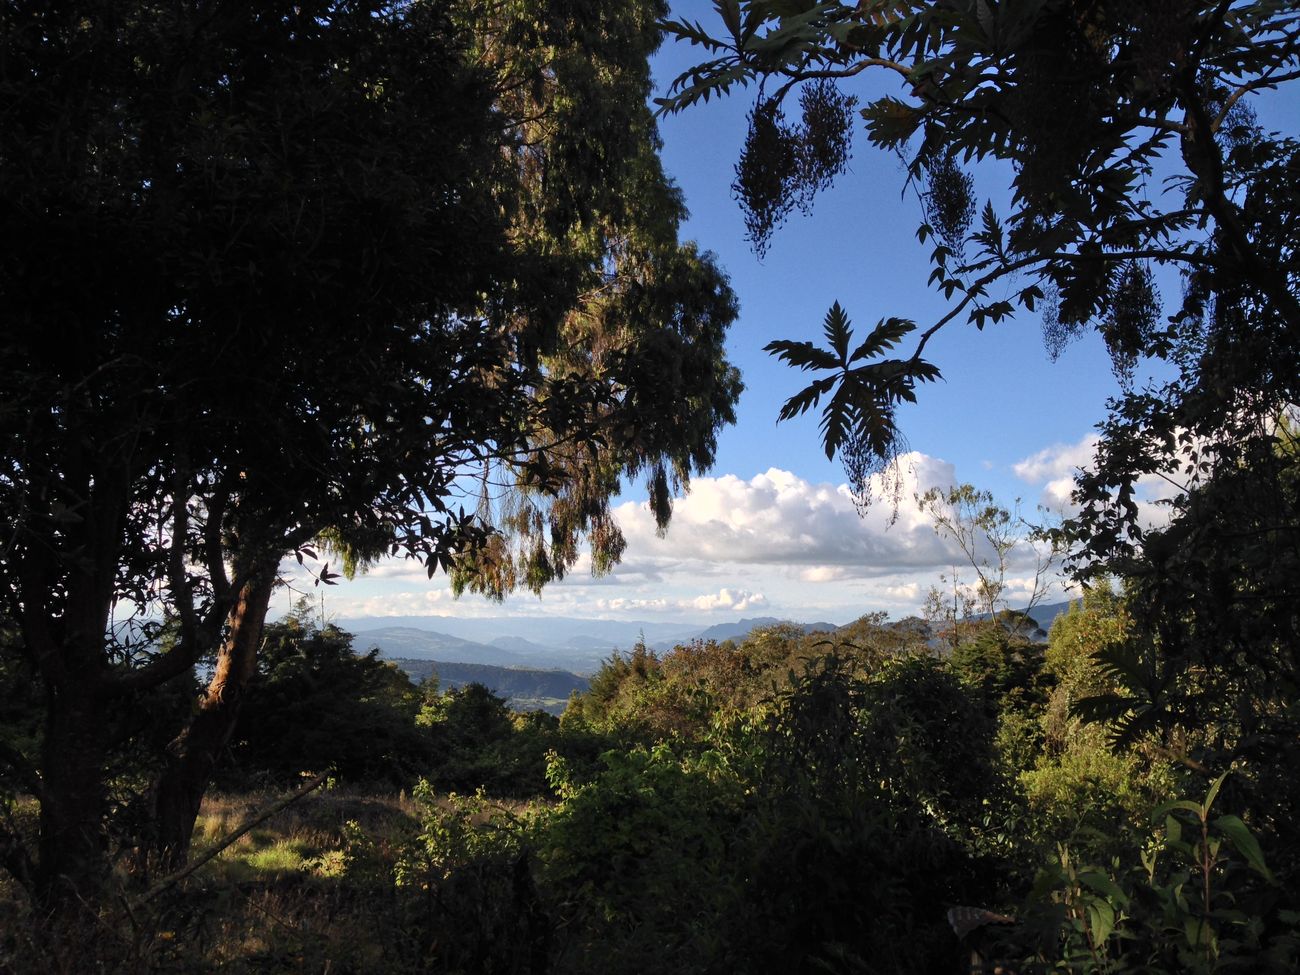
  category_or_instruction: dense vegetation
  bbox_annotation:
[6,569,1298,972]
[0,0,739,902]
[2,0,1298,972]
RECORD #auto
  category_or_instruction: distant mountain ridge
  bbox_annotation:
[695,616,839,641]
[354,626,597,673]
[388,658,587,716]
[339,602,1074,677]
[338,614,699,649]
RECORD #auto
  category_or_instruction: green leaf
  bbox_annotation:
[764,339,841,372]
[716,0,742,39]
[1203,770,1229,816]
[776,375,837,420]
[1087,899,1116,943]
[1078,870,1129,907]
[1152,799,1204,821]
[849,316,915,362]
[1213,815,1275,882]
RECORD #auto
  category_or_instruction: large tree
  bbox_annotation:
[0,0,740,904]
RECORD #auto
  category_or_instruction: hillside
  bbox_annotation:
[389,658,588,716]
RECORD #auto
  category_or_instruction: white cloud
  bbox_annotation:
[590,587,767,615]
[1013,433,1188,529]
[688,588,768,612]
[1013,436,1100,483]
[272,446,1095,626]
[881,581,922,603]
[796,565,854,583]
[614,455,964,576]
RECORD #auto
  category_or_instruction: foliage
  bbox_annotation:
[225,611,432,788]
[539,744,745,973]
[0,0,741,896]
[659,1,1300,563]
[1008,584,1175,865]
[1020,773,1299,973]
[387,785,549,974]
[1071,434,1300,880]
[767,301,938,493]
[660,16,1300,966]
[920,483,1058,626]
[419,683,560,798]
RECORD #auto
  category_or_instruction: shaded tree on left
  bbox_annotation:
[0,0,740,909]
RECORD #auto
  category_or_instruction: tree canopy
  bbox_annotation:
[660,0,1299,561]
[0,0,739,899]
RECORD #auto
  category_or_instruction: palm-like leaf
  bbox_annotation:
[765,301,937,461]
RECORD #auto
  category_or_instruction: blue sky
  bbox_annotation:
[280,4,1290,627]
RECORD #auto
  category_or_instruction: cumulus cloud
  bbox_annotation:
[796,565,855,583]
[688,588,768,612]
[1013,436,1100,484]
[881,581,923,603]
[614,456,964,576]
[1013,433,1188,529]
[272,445,1097,625]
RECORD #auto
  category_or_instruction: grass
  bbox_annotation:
[1,785,559,974]
[0,788,430,975]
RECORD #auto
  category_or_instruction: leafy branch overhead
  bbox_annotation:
[765,301,938,460]
[662,0,1300,562]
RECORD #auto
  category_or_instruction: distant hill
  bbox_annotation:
[352,627,525,665]
[337,605,1073,673]
[488,635,555,654]
[389,658,587,716]
[338,614,699,650]
[1026,599,1073,631]
[967,599,1074,636]
[561,634,624,652]
[695,616,839,642]
[647,617,840,651]
[357,626,600,674]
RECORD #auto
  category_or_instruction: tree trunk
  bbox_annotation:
[34,683,110,908]
[151,568,276,871]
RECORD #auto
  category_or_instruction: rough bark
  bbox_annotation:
[151,566,276,871]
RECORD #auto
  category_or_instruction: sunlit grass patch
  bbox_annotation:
[192,789,421,886]
[241,839,309,876]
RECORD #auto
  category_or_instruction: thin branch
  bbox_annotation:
[204,482,232,603]
[168,465,198,650]
[1212,68,1300,131]
[911,244,1220,364]
[1131,115,1190,135]
[778,56,912,82]
[130,770,330,909]
[909,254,1042,363]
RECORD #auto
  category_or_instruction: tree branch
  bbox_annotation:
[130,770,330,909]
[1212,68,1300,132]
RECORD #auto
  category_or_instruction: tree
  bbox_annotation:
[1072,431,1300,879]
[659,1,1299,557]
[0,0,740,904]
[916,483,1056,651]
[225,610,432,788]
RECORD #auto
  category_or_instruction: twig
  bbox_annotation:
[131,771,331,909]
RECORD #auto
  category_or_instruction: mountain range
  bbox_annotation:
[341,601,1077,708]
[341,605,1074,671]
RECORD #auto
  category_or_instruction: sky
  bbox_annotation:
[278,3,1281,628]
